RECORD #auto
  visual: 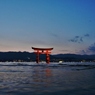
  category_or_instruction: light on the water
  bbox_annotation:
[59,61,63,63]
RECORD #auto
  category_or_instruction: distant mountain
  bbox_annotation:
[0,52,95,62]
[0,51,35,62]
[52,54,95,62]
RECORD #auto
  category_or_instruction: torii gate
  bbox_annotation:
[32,47,53,64]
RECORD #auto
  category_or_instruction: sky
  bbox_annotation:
[0,0,95,54]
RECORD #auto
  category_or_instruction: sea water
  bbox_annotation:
[0,62,95,95]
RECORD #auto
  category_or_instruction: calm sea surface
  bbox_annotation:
[0,62,95,95]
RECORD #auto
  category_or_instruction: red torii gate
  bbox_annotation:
[32,47,53,64]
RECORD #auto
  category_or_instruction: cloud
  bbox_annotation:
[50,33,59,38]
[84,34,90,37]
[79,42,95,55]
[69,36,83,43]
[88,43,95,53]
[69,34,90,43]
[78,50,87,55]
[59,49,70,52]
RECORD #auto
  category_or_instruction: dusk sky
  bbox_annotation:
[0,0,95,54]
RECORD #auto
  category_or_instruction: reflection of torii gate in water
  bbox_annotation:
[32,47,53,64]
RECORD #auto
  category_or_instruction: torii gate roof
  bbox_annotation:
[32,47,53,50]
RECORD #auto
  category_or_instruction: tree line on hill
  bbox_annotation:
[0,51,95,62]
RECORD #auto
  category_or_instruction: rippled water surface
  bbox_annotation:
[0,62,95,95]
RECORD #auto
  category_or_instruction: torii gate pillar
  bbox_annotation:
[32,47,53,64]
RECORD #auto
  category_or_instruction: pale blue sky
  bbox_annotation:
[0,0,95,54]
